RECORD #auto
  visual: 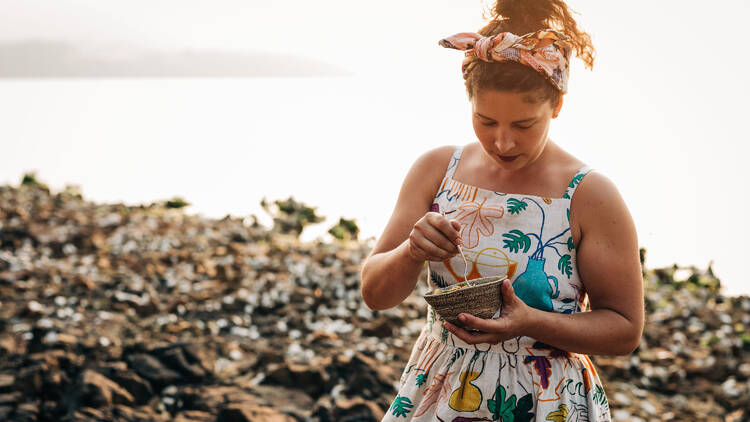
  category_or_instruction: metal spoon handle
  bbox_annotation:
[440,209,469,285]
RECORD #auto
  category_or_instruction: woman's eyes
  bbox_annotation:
[481,121,533,130]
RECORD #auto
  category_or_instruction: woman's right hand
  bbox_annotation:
[405,212,463,262]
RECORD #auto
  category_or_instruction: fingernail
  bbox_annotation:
[459,314,466,321]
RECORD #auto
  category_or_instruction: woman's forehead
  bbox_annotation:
[472,90,549,117]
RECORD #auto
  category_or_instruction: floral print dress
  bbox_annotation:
[383,145,611,422]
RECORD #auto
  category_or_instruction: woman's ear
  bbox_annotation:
[552,97,564,118]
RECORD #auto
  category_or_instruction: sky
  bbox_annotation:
[0,0,748,295]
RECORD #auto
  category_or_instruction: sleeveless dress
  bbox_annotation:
[383,145,612,422]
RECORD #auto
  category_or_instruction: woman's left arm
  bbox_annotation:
[444,172,645,356]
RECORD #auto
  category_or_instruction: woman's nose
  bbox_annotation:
[494,133,516,154]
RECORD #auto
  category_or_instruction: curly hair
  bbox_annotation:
[464,0,596,110]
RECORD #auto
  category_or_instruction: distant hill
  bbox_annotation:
[0,40,352,78]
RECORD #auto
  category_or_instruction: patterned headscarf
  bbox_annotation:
[439,29,573,94]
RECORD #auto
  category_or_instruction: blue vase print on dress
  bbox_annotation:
[503,197,574,312]
[513,256,559,311]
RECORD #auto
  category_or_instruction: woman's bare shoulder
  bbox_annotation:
[415,144,458,182]
[393,144,457,215]
[571,171,635,238]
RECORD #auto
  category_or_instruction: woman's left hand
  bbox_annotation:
[443,278,536,344]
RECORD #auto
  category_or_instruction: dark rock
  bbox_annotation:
[217,404,295,422]
[0,374,14,392]
[108,370,153,405]
[331,397,385,421]
[311,395,335,422]
[181,343,216,375]
[127,353,182,389]
[254,346,285,368]
[245,384,313,420]
[112,404,168,422]
[78,369,134,407]
[0,406,13,420]
[174,410,214,422]
[335,353,397,399]
[361,317,395,338]
[263,360,329,398]
[0,391,21,406]
[179,385,263,413]
[95,363,153,406]
[68,406,107,421]
[158,346,209,381]
[14,401,39,421]
[16,364,44,395]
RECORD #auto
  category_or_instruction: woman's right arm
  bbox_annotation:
[360,146,461,311]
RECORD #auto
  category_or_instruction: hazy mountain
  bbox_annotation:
[0,40,352,78]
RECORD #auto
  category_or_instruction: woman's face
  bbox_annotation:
[471,89,561,172]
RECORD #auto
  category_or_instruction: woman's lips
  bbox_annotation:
[498,154,520,162]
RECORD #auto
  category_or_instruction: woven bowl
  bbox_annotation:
[423,275,506,328]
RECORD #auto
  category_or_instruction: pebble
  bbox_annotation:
[640,400,657,415]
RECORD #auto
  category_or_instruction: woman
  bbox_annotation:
[360,0,644,420]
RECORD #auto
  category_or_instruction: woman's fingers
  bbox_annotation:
[428,212,462,245]
[407,212,463,262]
[444,321,503,345]
[459,313,510,334]
[409,230,454,261]
[419,218,460,254]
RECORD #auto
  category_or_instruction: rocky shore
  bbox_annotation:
[0,180,748,421]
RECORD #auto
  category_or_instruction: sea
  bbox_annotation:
[1,75,747,296]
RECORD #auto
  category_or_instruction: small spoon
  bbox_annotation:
[440,209,471,286]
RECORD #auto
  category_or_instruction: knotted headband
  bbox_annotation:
[439,29,573,94]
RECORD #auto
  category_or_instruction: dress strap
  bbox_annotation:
[562,165,593,199]
[443,145,465,181]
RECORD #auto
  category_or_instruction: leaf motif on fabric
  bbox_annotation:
[506,198,528,215]
[431,272,448,288]
[593,384,609,407]
[502,229,531,254]
[523,356,552,389]
[413,371,454,417]
[389,396,414,418]
[567,404,590,422]
[448,348,465,366]
[569,173,585,188]
[455,197,504,249]
[513,394,534,422]
[487,384,516,420]
[558,254,572,278]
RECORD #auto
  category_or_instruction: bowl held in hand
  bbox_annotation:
[423,275,506,328]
